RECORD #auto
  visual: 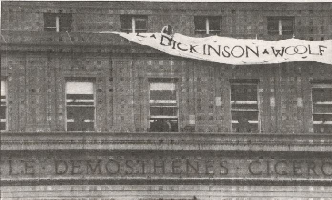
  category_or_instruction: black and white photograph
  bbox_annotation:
[0,0,332,199]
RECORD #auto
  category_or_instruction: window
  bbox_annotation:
[267,17,294,35]
[1,80,7,131]
[44,13,72,32]
[230,80,259,133]
[149,81,178,132]
[312,82,332,133]
[120,15,147,33]
[66,81,95,131]
[194,16,221,35]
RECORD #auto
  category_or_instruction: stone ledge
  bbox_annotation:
[2,178,332,187]
[1,132,332,152]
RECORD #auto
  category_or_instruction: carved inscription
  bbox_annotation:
[1,155,331,180]
[52,159,332,177]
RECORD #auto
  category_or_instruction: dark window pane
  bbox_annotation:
[150,107,177,116]
[267,19,279,31]
[0,122,5,131]
[268,30,279,35]
[281,18,294,35]
[66,102,94,106]
[66,107,95,131]
[195,30,207,34]
[314,124,332,133]
[282,23,293,35]
[0,106,6,119]
[232,123,258,133]
[150,119,178,132]
[231,85,257,101]
[313,114,332,121]
[44,27,57,32]
[67,122,94,132]
[231,104,258,110]
[312,88,332,102]
[282,19,293,30]
[267,17,280,35]
[194,16,206,31]
[66,94,94,100]
[121,16,132,31]
[135,17,147,32]
[44,13,56,27]
[44,13,56,31]
[209,17,221,31]
[282,30,294,35]
[59,14,72,32]
[150,103,177,107]
[313,105,332,113]
[231,111,259,121]
[150,90,176,100]
[210,30,221,35]
[67,107,94,120]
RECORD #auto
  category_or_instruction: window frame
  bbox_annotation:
[148,79,179,132]
[230,80,261,133]
[120,15,148,33]
[44,13,72,32]
[311,82,332,133]
[194,16,222,35]
[267,16,295,36]
[65,79,96,132]
[1,79,7,131]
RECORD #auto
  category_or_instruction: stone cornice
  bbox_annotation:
[2,31,331,53]
[1,132,332,152]
[0,30,159,54]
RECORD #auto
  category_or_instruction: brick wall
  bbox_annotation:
[2,52,331,133]
[1,2,332,132]
[1,2,332,40]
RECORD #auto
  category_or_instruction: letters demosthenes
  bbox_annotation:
[2,155,332,179]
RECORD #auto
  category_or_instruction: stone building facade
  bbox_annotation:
[1,1,332,199]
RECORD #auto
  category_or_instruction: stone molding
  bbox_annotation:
[1,132,332,151]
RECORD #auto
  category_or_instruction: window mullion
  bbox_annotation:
[206,18,210,34]
[56,16,60,32]
[132,17,136,33]
[279,19,282,35]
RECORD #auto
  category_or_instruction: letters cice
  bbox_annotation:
[108,31,332,65]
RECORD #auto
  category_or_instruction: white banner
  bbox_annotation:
[110,32,332,65]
